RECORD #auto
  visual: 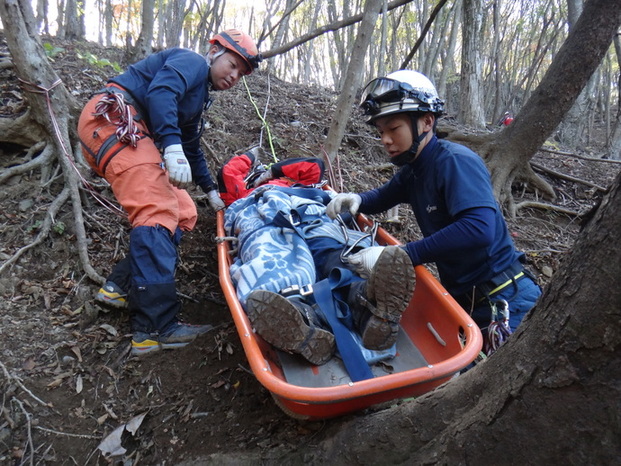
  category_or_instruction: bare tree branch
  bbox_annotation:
[399,0,450,69]
[262,0,415,59]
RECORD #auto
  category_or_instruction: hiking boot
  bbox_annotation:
[95,281,129,309]
[349,246,415,350]
[245,290,335,366]
[131,321,214,356]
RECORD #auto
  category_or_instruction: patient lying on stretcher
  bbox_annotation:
[219,149,416,370]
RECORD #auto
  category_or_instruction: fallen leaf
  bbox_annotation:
[542,265,554,277]
[22,357,36,371]
[97,412,147,458]
[99,324,118,336]
[71,346,83,362]
[46,372,71,389]
[211,380,225,389]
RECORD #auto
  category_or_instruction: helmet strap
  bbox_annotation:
[208,46,226,63]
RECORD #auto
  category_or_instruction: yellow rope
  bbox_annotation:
[242,76,278,164]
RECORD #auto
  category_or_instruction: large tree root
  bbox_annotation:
[0,141,106,284]
[0,109,47,146]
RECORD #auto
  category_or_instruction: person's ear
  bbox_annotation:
[207,44,218,58]
[422,113,435,131]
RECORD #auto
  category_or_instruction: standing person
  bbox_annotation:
[78,30,261,355]
[326,70,541,340]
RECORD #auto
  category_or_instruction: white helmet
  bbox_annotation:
[360,70,444,123]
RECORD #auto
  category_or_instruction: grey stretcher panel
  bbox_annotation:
[277,327,428,388]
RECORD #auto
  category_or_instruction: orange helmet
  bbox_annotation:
[209,29,262,74]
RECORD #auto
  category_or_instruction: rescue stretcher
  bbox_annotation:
[217,210,483,420]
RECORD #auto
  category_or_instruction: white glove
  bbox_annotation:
[326,193,362,219]
[207,189,225,211]
[163,144,192,188]
[250,168,273,188]
[345,246,386,279]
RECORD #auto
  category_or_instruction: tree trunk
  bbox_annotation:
[301,1,322,85]
[164,0,185,48]
[607,35,621,160]
[263,165,621,465]
[129,0,154,62]
[0,0,104,284]
[34,0,49,35]
[326,0,346,89]
[62,0,84,40]
[557,0,592,149]
[458,0,486,128]
[103,0,113,46]
[398,0,450,71]
[437,0,461,115]
[479,0,621,210]
[323,0,383,164]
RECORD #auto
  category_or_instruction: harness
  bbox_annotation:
[458,260,528,307]
[456,262,531,356]
[80,84,150,174]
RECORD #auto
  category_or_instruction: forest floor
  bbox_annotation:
[0,35,619,465]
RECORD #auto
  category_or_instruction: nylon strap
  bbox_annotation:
[313,268,374,382]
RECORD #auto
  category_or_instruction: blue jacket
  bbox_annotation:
[359,136,521,296]
[110,48,216,191]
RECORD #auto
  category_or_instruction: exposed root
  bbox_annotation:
[0,141,50,184]
[530,161,608,192]
[514,200,580,216]
[0,109,47,146]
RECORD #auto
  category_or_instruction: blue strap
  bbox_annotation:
[271,204,310,233]
[313,268,374,382]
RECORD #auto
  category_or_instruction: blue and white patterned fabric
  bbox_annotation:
[224,185,397,366]
[224,186,375,305]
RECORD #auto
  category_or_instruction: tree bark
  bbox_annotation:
[437,0,461,114]
[557,0,592,149]
[607,35,621,160]
[459,0,486,128]
[129,0,155,62]
[62,0,84,40]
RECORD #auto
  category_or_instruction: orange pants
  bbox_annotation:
[78,91,197,233]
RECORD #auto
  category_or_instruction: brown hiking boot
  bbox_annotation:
[245,290,336,366]
[349,246,415,350]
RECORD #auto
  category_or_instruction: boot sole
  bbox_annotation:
[363,246,416,350]
[368,246,416,322]
[360,318,399,351]
[246,290,335,366]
